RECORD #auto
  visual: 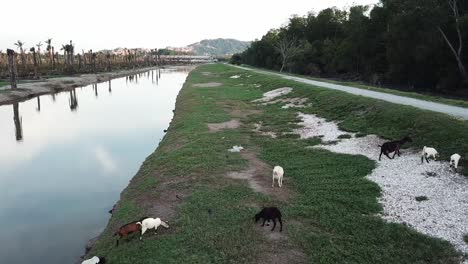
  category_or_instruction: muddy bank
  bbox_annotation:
[0,66,161,106]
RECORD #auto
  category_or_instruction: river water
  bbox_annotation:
[0,67,191,264]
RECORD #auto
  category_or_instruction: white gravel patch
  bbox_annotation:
[294,112,347,141]
[252,87,293,103]
[297,113,468,257]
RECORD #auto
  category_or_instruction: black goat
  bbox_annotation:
[255,207,282,232]
[378,136,412,161]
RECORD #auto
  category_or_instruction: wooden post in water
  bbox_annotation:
[30,47,39,79]
[36,96,41,112]
[13,103,23,141]
[7,49,18,89]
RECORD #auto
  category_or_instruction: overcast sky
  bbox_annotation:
[2,0,378,52]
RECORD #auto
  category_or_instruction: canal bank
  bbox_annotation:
[86,63,467,263]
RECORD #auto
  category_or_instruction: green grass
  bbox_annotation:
[89,63,464,263]
[239,64,468,109]
[338,134,353,139]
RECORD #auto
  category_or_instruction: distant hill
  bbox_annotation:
[174,39,250,56]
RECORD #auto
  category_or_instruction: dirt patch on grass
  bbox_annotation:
[192,82,222,88]
[229,150,305,263]
[260,97,310,109]
[207,119,241,132]
[227,151,290,201]
[254,123,277,138]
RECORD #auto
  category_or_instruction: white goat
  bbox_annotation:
[272,166,284,188]
[421,146,438,163]
[450,153,461,170]
[136,217,169,240]
[81,256,106,264]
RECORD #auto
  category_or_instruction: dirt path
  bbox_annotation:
[233,65,468,120]
[0,66,160,106]
[207,104,306,263]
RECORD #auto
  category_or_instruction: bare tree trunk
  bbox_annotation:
[37,48,42,65]
[78,54,82,69]
[106,53,111,71]
[7,49,18,89]
[92,54,96,73]
[275,36,298,73]
[30,47,39,79]
[52,47,56,69]
[438,0,468,82]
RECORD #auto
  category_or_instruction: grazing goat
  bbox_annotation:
[114,217,147,246]
[450,153,461,170]
[272,166,284,188]
[81,256,106,264]
[421,146,438,163]
[255,207,283,232]
[378,136,412,161]
[136,217,170,240]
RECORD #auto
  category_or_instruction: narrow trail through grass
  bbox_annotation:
[88,63,466,263]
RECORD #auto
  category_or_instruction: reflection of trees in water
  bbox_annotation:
[51,93,56,102]
[13,103,23,141]
[108,80,112,93]
[69,88,78,111]
[36,96,41,112]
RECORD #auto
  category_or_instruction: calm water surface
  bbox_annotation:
[0,67,191,264]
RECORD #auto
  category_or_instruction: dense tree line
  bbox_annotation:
[232,0,468,94]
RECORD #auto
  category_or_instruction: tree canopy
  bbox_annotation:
[233,0,468,93]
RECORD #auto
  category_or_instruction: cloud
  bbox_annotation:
[94,146,118,174]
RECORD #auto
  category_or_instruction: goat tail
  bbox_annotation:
[160,221,170,228]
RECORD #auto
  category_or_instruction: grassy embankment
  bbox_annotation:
[239,64,468,109]
[88,63,468,263]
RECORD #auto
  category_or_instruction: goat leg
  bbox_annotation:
[262,219,266,227]
[384,151,393,160]
[271,219,276,231]
[379,150,383,161]
[425,156,430,163]
[278,217,283,232]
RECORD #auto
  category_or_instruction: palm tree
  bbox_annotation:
[14,40,26,66]
[36,42,43,65]
[61,44,67,65]
[45,38,53,65]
